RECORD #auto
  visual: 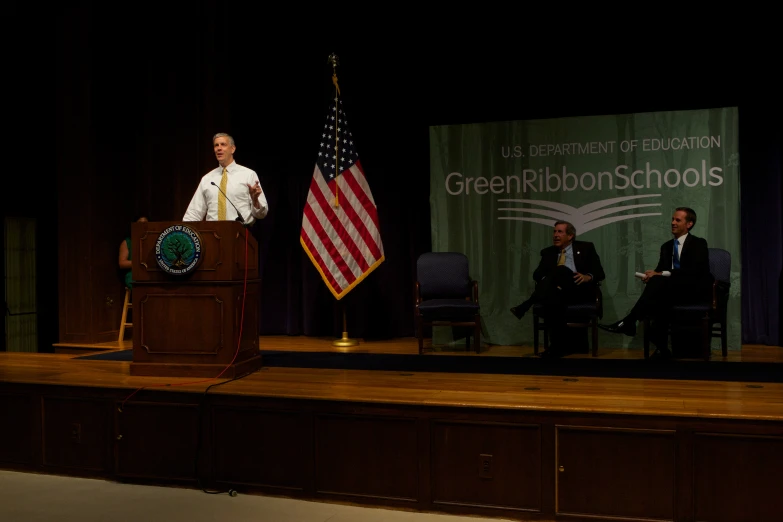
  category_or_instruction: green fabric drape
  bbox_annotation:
[429,107,740,350]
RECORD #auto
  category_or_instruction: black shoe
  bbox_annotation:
[538,342,568,358]
[510,301,532,320]
[573,343,590,354]
[649,346,672,360]
[598,318,637,337]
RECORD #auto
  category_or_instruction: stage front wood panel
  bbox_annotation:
[1,356,782,521]
[556,426,676,519]
[115,401,201,480]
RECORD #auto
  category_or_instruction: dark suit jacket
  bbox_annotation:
[533,240,606,284]
[654,233,711,285]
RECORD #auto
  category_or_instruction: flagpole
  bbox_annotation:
[328,52,340,208]
[333,303,359,348]
[327,52,359,349]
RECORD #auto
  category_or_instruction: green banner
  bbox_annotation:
[429,107,740,351]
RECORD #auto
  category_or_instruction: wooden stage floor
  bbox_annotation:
[12,335,783,421]
[0,350,781,422]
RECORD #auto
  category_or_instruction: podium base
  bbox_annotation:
[129,353,263,379]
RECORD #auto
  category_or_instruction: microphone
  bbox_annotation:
[210,181,249,226]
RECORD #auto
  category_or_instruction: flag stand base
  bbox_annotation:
[333,332,359,348]
[332,307,359,347]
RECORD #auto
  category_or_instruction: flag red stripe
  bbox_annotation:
[309,176,370,273]
[303,203,357,286]
[333,177,383,261]
[349,161,380,225]
[300,228,343,293]
[341,165,381,233]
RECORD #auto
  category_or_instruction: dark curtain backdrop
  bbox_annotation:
[47,4,781,347]
[738,110,782,345]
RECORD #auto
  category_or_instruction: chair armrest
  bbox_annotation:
[414,281,421,305]
[471,281,479,304]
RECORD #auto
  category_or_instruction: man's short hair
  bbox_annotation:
[554,220,576,237]
[676,206,697,230]
[213,133,235,147]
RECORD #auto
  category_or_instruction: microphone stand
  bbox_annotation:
[210,181,251,227]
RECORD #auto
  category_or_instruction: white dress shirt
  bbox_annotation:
[562,243,576,273]
[183,161,269,225]
[662,233,688,277]
[561,243,595,279]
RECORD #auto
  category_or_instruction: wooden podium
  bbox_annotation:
[129,220,262,378]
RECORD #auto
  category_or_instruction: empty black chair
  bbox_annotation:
[414,252,481,354]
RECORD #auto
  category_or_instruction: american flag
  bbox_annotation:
[300,96,385,300]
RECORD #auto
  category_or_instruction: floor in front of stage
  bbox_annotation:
[0,469,510,522]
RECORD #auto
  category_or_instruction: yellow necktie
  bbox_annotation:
[557,249,565,266]
[217,167,228,220]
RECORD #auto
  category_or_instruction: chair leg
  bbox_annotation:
[591,318,598,357]
[533,316,539,355]
[721,321,728,357]
[474,315,481,354]
[416,317,423,355]
[118,288,130,343]
[543,321,548,351]
[702,316,710,361]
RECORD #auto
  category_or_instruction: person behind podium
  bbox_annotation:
[510,220,605,357]
[119,215,148,290]
[183,133,269,225]
[598,207,713,359]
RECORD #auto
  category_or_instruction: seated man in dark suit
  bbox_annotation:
[510,220,605,357]
[599,207,713,359]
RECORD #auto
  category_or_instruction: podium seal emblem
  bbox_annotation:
[155,224,203,275]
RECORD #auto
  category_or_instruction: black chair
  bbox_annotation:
[643,248,731,360]
[414,252,481,354]
[532,283,603,357]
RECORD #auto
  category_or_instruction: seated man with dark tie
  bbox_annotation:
[510,220,605,357]
[598,207,713,359]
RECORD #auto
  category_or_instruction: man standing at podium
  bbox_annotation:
[183,133,269,225]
